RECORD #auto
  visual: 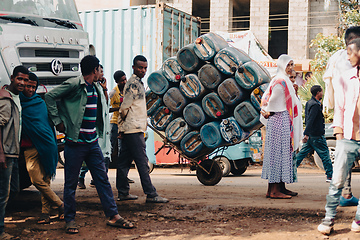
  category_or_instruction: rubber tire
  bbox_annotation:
[196,159,222,186]
[314,139,336,171]
[230,159,249,176]
[214,157,231,177]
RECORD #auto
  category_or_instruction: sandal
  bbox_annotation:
[37,213,50,224]
[57,205,64,220]
[106,217,135,229]
[65,221,79,234]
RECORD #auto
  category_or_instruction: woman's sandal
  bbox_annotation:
[65,221,79,234]
[106,217,135,229]
[37,214,50,224]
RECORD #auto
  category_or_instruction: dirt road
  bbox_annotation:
[5,166,360,239]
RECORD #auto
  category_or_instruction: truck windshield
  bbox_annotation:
[0,0,81,23]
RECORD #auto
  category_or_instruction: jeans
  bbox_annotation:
[116,133,157,198]
[110,123,118,156]
[79,157,110,179]
[296,135,333,178]
[324,139,360,220]
[64,141,118,222]
[0,158,15,235]
[9,158,19,200]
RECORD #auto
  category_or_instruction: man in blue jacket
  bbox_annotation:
[296,85,333,182]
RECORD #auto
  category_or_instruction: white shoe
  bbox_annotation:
[351,220,360,232]
[317,222,333,235]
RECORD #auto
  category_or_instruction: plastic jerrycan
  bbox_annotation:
[183,102,208,128]
[235,61,271,90]
[220,117,249,144]
[179,73,206,100]
[165,117,190,144]
[161,57,184,83]
[250,83,269,111]
[202,92,228,119]
[193,32,229,61]
[234,101,262,131]
[163,87,188,114]
[145,90,162,117]
[177,43,204,72]
[217,78,246,106]
[198,64,225,90]
[147,70,170,95]
[150,106,175,131]
[200,121,226,149]
[214,47,252,76]
[180,131,209,158]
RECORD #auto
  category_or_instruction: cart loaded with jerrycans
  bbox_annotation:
[146,32,270,186]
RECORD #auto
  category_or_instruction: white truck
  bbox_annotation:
[0,0,90,92]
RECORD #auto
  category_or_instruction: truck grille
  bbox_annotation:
[38,77,71,85]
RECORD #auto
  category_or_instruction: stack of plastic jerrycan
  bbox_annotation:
[180,131,209,158]
[235,61,271,90]
[162,57,184,83]
[250,83,269,111]
[146,90,162,116]
[179,73,206,100]
[214,47,252,76]
[150,106,175,131]
[200,121,226,149]
[234,100,262,131]
[165,117,190,144]
[163,87,188,114]
[177,43,204,72]
[220,117,249,143]
[202,92,228,119]
[217,78,246,106]
[183,102,208,128]
[193,32,229,61]
[147,70,170,95]
[198,64,225,89]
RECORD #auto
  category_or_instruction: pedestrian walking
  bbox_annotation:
[296,85,333,182]
[45,55,134,234]
[260,54,302,199]
[0,66,28,240]
[116,55,168,203]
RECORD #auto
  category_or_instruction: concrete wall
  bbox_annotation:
[156,0,192,14]
[210,0,233,32]
[250,0,269,51]
[75,0,130,11]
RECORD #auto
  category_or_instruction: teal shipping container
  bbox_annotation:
[79,3,200,91]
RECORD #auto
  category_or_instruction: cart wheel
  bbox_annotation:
[214,156,231,177]
[196,159,222,186]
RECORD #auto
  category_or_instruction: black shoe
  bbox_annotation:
[127,178,135,184]
[89,180,95,188]
[78,178,86,189]
[146,196,169,203]
[117,194,138,201]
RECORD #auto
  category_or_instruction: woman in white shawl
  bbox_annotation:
[260,54,302,199]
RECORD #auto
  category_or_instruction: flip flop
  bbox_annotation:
[37,214,50,224]
[65,221,79,234]
[106,217,135,229]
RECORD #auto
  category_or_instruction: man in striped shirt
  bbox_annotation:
[45,55,134,234]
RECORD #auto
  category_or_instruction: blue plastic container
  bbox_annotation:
[214,47,252,76]
[235,61,271,90]
[146,90,162,117]
[234,101,262,131]
[165,117,190,144]
[198,64,225,90]
[200,121,226,149]
[176,43,204,72]
[194,32,229,61]
[150,106,175,131]
[147,70,170,95]
[183,102,208,128]
[161,57,184,83]
[202,92,228,119]
[250,83,269,111]
[217,78,246,106]
[220,117,249,144]
[179,73,206,100]
[180,131,210,158]
[163,87,188,114]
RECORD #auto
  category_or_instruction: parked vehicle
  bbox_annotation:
[209,130,262,176]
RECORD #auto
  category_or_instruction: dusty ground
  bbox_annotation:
[4,164,360,240]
